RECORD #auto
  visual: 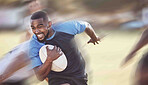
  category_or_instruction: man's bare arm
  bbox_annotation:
[84,22,101,45]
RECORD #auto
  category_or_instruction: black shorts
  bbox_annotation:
[48,75,88,85]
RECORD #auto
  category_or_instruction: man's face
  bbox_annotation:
[31,18,48,42]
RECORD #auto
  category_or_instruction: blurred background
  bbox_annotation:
[0,0,147,31]
[0,0,148,85]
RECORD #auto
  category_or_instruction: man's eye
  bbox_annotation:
[38,25,43,28]
[32,27,35,29]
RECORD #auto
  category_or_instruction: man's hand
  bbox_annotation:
[87,36,101,45]
[33,46,63,81]
[46,46,63,62]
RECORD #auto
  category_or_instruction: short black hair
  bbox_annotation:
[31,11,48,22]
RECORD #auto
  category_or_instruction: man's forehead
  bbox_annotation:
[31,18,44,25]
[31,18,44,22]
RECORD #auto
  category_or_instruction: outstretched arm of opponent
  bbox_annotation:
[122,28,148,66]
[33,46,62,81]
[0,52,30,83]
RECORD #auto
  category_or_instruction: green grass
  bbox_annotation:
[0,31,23,58]
[0,30,147,85]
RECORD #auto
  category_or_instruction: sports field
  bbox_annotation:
[0,29,147,85]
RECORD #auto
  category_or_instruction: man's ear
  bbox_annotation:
[48,21,52,27]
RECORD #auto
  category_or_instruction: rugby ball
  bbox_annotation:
[39,45,67,72]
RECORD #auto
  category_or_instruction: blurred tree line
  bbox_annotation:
[0,0,147,30]
[0,0,147,14]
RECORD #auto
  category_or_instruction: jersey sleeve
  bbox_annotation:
[53,20,88,35]
[29,39,44,69]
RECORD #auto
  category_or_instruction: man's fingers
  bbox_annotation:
[93,42,95,45]
[55,47,63,56]
[46,46,52,52]
[88,40,99,45]
[87,37,101,45]
[96,41,99,44]
[59,52,63,56]
[57,47,61,52]
[46,46,49,51]
[59,48,62,52]
[87,40,91,44]
[56,52,63,59]
[52,46,57,51]
[87,39,93,44]
[56,47,59,52]
[58,47,63,56]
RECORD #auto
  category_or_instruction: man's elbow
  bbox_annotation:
[37,75,46,81]
[38,78,44,81]
[33,67,45,81]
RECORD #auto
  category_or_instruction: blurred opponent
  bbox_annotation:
[122,0,148,85]
[122,28,148,85]
[0,40,34,85]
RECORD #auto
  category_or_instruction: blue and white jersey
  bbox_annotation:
[29,20,87,78]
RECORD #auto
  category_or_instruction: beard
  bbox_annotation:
[37,30,49,43]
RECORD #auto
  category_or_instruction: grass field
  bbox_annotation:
[0,29,147,85]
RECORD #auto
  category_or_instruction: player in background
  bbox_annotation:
[122,28,148,85]
[0,41,33,85]
[21,0,46,42]
[122,0,148,84]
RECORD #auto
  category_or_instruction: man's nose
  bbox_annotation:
[35,29,40,34]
